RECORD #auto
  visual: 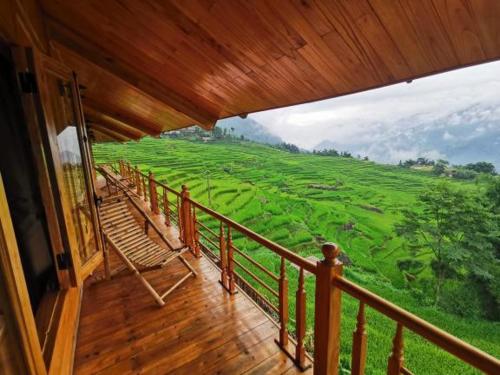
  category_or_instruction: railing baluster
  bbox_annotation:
[142,175,147,201]
[295,267,306,369]
[387,323,404,375]
[177,195,183,241]
[135,166,142,196]
[352,302,367,375]
[149,171,159,214]
[119,160,125,177]
[278,257,289,348]
[127,162,132,179]
[227,226,236,294]
[192,205,201,257]
[219,222,228,290]
[163,187,171,226]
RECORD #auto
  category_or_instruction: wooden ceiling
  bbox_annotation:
[40,0,500,141]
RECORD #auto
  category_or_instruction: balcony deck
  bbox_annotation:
[74,180,310,374]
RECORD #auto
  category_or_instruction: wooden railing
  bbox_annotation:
[99,160,500,375]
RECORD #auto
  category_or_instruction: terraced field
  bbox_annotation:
[93,137,499,375]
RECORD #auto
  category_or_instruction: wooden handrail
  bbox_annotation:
[188,199,317,274]
[333,276,500,374]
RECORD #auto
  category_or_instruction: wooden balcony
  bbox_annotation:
[74,173,311,374]
[86,161,500,375]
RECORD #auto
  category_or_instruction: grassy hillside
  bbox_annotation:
[93,137,499,374]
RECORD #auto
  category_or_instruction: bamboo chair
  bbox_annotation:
[97,166,196,306]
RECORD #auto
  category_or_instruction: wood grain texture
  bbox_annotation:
[39,0,500,140]
[74,248,309,374]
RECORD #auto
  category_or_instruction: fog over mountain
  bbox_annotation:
[249,61,500,169]
[217,117,283,145]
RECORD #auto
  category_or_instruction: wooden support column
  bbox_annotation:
[148,171,159,214]
[351,302,367,375]
[180,185,195,251]
[313,243,343,375]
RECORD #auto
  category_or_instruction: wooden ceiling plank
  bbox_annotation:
[51,42,197,131]
[367,0,436,73]
[89,125,129,142]
[431,0,487,65]
[85,107,144,140]
[45,17,217,128]
[469,0,500,59]
[83,97,161,137]
[395,0,460,70]
[39,0,500,134]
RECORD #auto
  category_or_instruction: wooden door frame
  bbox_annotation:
[0,173,47,375]
[9,46,97,375]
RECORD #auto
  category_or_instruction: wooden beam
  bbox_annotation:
[85,107,143,140]
[89,124,130,143]
[83,97,160,137]
[46,17,217,129]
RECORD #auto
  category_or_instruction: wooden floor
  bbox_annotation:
[74,179,312,374]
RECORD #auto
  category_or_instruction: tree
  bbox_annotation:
[432,162,446,176]
[396,183,495,306]
[212,126,223,139]
[465,161,496,175]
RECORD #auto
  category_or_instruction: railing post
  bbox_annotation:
[295,267,307,369]
[314,243,343,375]
[387,323,404,375]
[278,257,289,348]
[163,188,171,226]
[149,171,159,214]
[226,226,236,294]
[351,302,367,375]
[219,222,229,290]
[180,185,195,251]
[135,166,142,196]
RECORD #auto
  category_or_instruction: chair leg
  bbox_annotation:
[178,255,198,277]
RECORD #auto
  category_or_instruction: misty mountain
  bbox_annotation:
[216,117,283,145]
[313,104,500,169]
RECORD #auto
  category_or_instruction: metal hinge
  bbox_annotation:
[56,251,72,270]
[18,71,38,94]
[94,193,103,207]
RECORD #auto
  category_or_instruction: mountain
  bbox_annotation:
[313,104,500,169]
[216,117,283,145]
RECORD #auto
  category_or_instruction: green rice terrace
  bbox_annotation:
[93,137,499,375]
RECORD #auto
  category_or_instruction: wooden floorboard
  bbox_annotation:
[74,179,310,374]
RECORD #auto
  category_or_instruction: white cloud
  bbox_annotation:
[249,61,500,164]
[443,131,454,140]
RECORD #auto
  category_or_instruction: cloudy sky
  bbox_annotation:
[249,61,500,166]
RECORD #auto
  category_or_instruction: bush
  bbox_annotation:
[440,280,482,318]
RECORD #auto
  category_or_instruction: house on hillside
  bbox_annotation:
[0,1,499,375]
